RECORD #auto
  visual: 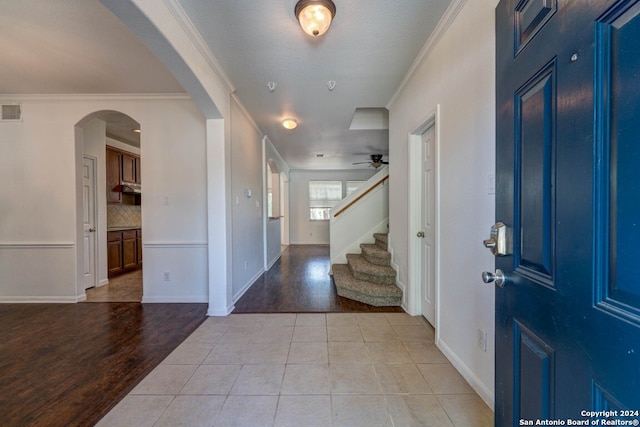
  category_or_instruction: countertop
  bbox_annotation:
[107,227,141,232]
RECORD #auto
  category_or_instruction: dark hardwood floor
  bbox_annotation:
[233,245,403,313]
[1,245,400,426]
[0,303,207,427]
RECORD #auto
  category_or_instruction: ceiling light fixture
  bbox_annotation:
[282,118,298,130]
[295,0,336,37]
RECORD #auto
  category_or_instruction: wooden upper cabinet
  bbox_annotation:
[106,147,122,204]
[122,153,136,183]
[135,157,141,184]
[106,146,141,204]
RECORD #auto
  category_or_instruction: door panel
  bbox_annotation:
[515,60,555,285]
[421,126,436,325]
[82,157,96,289]
[596,2,640,324]
[495,0,640,424]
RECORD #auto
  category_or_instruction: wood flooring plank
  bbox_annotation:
[0,303,207,427]
[233,245,403,313]
[0,245,401,426]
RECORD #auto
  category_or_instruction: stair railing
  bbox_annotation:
[329,166,389,267]
[332,174,389,218]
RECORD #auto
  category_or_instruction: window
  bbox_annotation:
[309,181,342,220]
[346,180,365,197]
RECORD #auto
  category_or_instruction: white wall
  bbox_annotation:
[289,169,376,244]
[264,137,290,267]
[387,0,498,406]
[0,95,210,303]
[230,98,265,300]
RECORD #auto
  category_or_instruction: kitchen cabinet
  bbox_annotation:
[135,157,141,184]
[122,153,136,184]
[107,231,123,276]
[107,228,142,278]
[106,147,141,204]
[106,148,122,204]
[122,230,137,270]
[137,229,143,265]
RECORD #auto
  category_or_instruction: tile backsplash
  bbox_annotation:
[107,204,141,228]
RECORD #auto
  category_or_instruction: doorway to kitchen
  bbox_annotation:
[76,110,143,303]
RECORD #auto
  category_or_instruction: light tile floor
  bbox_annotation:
[97,313,493,427]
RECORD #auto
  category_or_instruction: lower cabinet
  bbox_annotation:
[107,232,123,277]
[108,229,142,278]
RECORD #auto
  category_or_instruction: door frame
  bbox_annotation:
[407,105,441,333]
[82,155,98,291]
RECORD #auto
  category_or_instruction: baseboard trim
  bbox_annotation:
[436,337,494,410]
[266,252,282,271]
[232,269,265,303]
[207,304,235,317]
[141,296,208,303]
[0,296,78,303]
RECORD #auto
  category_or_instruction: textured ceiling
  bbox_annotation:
[0,0,453,169]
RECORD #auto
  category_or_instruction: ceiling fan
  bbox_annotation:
[353,154,389,169]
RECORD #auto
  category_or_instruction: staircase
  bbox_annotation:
[331,233,402,306]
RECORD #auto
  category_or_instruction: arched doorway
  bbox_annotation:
[75,110,143,302]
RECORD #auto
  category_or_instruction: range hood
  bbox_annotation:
[114,182,142,194]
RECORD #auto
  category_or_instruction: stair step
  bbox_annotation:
[347,253,396,285]
[360,243,391,266]
[332,264,402,306]
[373,233,388,250]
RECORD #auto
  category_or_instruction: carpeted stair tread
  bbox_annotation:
[346,253,396,285]
[373,233,388,250]
[360,243,391,266]
[332,264,402,306]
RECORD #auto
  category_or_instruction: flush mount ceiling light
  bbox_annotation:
[282,118,298,130]
[295,0,336,37]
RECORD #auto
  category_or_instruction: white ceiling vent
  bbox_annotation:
[2,104,22,122]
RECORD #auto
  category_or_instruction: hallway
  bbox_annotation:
[234,245,403,313]
[98,312,493,426]
[1,245,492,426]
[99,246,492,426]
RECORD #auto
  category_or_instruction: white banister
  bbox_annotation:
[329,166,389,267]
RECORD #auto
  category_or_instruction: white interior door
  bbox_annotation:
[420,126,436,325]
[82,156,97,289]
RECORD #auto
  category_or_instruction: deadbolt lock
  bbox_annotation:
[483,222,512,256]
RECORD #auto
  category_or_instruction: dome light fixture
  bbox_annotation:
[295,0,336,37]
[282,118,298,130]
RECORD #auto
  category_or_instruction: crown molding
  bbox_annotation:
[387,0,468,108]
[163,0,236,94]
[0,93,192,103]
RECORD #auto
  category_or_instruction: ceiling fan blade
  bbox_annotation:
[352,161,371,165]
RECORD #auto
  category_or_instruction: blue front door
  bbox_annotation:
[495,0,640,424]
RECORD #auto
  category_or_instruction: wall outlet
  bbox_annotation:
[163,271,170,281]
[477,328,487,352]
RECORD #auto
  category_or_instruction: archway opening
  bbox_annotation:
[75,110,143,302]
